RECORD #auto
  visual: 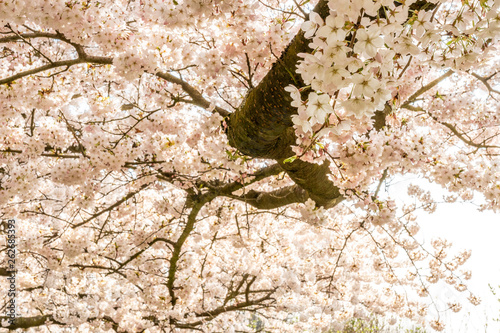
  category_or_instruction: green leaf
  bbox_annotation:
[283,155,297,163]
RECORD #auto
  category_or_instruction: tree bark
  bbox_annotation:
[226,0,343,208]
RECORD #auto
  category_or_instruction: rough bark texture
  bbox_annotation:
[226,0,342,208]
[226,0,330,159]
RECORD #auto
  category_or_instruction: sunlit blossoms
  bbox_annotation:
[0,0,499,332]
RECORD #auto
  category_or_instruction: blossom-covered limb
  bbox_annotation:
[1,31,230,117]
[226,184,308,209]
[401,70,454,108]
[470,71,500,97]
[156,71,230,117]
[226,1,328,158]
[167,192,215,306]
[72,183,150,228]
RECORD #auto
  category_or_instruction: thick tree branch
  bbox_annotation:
[0,58,84,85]
[0,314,126,331]
[0,315,63,330]
[200,164,317,209]
[0,31,62,43]
[226,0,329,159]
[206,163,282,195]
[227,184,309,209]
[225,0,438,207]
[225,0,344,208]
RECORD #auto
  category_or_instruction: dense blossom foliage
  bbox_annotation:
[0,0,499,332]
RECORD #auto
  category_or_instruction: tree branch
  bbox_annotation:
[0,58,84,85]
[209,163,283,195]
[470,71,500,97]
[1,33,230,117]
[0,32,62,43]
[155,71,230,117]
[401,106,500,150]
[400,69,454,108]
[72,183,149,228]
[226,184,309,209]
[225,0,344,208]
[167,192,215,306]
[0,315,63,330]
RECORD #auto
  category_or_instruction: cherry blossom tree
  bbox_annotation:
[0,0,499,331]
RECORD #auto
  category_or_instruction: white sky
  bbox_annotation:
[386,175,500,332]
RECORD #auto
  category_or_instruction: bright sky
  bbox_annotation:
[386,175,500,332]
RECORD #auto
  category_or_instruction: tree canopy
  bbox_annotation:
[0,0,499,331]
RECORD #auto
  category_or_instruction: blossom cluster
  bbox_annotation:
[0,0,498,332]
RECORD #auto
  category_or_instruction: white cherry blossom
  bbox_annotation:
[353,27,384,58]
